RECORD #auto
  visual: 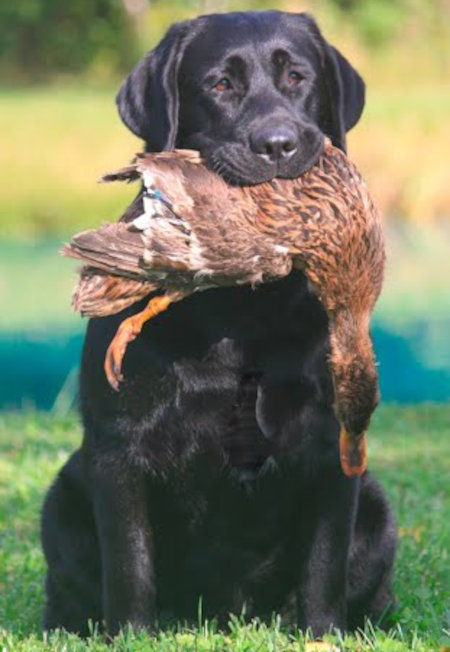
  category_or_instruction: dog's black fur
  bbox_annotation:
[42,11,396,637]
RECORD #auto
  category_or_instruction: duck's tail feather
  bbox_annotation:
[62,215,200,280]
[100,166,140,184]
[72,270,156,317]
[100,150,202,185]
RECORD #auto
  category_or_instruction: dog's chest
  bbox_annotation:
[102,272,334,478]
[166,309,331,480]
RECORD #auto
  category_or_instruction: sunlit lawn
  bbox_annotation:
[0,86,139,238]
[0,405,449,650]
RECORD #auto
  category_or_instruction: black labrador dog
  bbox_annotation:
[42,11,397,637]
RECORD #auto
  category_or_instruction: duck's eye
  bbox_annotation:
[287,71,302,86]
[213,77,232,92]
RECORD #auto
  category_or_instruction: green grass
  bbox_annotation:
[0,86,139,239]
[0,406,449,650]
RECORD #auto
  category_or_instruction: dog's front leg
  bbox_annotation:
[297,474,360,636]
[92,463,155,635]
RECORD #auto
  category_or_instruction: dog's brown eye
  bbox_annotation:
[287,71,302,86]
[214,77,232,92]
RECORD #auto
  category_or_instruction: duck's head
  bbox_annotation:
[328,310,379,478]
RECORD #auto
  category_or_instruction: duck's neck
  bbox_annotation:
[328,309,379,437]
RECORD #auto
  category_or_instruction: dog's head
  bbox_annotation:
[117,11,365,185]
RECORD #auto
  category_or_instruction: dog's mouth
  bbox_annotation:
[199,132,325,186]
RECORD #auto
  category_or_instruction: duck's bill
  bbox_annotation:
[339,429,367,477]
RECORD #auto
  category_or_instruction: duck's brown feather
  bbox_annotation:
[64,141,384,327]
[72,270,156,317]
[64,142,385,477]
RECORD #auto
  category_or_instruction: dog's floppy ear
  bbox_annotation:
[295,13,365,152]
[116,21,194,151]
[323,45,365,152]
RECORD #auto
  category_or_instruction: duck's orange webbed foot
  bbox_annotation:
[339,428,367,478]
[104,294,174,391]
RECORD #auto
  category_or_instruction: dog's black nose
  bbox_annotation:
[250,126,298,162]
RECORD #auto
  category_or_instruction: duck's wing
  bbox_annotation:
[99,150,239,274]
[101,149,225,220]
[62,224,158,317]
[62,210,204,319]
[62,223,146,279]
[63,169,218,284]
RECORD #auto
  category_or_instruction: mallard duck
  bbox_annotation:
[63,141,385,478]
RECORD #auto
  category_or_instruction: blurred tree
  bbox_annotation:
[345,0,406,48]
[0,0,447,79]
[0,0,138,82]
[332,0,358,9]
[326,0,448,49]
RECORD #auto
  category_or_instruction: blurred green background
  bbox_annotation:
[0,0,449,409]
